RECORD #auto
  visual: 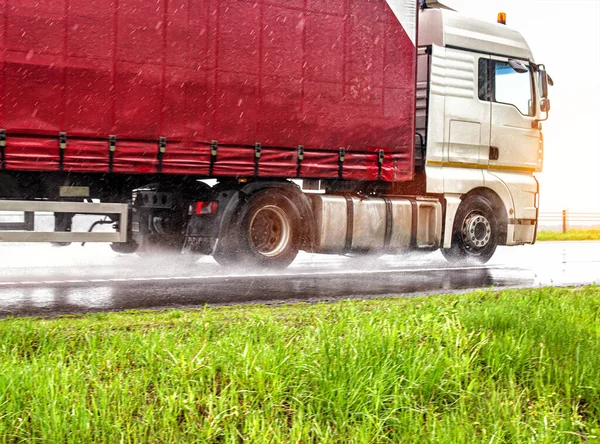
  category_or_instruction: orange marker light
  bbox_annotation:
[497,12,507,25]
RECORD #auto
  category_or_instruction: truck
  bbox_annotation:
[0,0,551,268]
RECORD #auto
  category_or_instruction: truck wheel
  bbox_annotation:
[133,234,200,263]
[441,195,498,264]
[51,212,73,247]
[110,239,139,254]
[213,238,240,267]
[236,192,300,269]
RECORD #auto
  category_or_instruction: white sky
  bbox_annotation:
[444,0,600,212]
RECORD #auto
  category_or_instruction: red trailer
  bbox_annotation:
[0,0,416,182]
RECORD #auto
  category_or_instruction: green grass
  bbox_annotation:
[537,229,600,241]
[1,287,599,443]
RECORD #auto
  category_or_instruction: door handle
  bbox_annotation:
[489,146,499,160]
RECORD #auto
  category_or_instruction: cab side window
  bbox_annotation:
[478,59,493,102]
[478,59,534,116]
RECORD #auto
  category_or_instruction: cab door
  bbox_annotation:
[441,47,491,167]
[488,58,540,172]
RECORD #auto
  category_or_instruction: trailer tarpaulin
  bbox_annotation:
[0,0,417,182]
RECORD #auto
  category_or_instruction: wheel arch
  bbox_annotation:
[444,186,510,249]
[442,190,504,264]
[217,180,316,251]
[460,187,509,245]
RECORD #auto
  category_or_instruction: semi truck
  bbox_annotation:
[0,0,551,268]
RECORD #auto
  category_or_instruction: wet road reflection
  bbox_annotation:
[0,241,598,317]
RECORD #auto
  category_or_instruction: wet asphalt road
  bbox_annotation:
[0,241,598,317]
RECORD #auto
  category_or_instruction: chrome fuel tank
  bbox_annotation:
[310,195,441,253]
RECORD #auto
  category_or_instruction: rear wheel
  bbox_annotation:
[441,195,499,264]
[216,191,300,269]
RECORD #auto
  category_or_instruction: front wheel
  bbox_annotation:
[441,195,499,264]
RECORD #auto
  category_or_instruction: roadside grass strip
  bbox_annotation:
[537,230,600,241]
[0,286,599,443]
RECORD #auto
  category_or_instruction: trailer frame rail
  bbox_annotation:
[0,200,128,243]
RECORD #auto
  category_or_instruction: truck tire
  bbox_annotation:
[51,212,73,247]
[441,195,498,264]
[110,239,139,254]
[233,192,301,269]
[213,237,240,267]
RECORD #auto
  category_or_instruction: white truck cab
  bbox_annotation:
[417,6,550,261]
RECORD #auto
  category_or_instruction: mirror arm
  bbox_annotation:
[532,112,549,128]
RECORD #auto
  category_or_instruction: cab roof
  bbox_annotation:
[418,8,534,61]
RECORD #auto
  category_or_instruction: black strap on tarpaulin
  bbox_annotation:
[296,145,304,178]
[338,147,345,180]
[0,130,6,170]
[209,140,218,176]
[378,149,385,180]
[157,136,166,173]
[254,142,261,177]
[108,135,116,173]
[59,132,67,171]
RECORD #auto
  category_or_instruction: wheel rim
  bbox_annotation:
[461,212,492,251]
[249,205,291,257]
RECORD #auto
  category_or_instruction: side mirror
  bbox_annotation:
[533,64,552,127]
[540,97,551,113]
[540,69,549,98]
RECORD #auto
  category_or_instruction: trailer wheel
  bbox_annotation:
[236,192,300,268]
[136,234,199,261]
[441,195,498,264]
[110,239,139,254]
[51,212,73,247]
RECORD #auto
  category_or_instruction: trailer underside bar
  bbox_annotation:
[0,201,128,243]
